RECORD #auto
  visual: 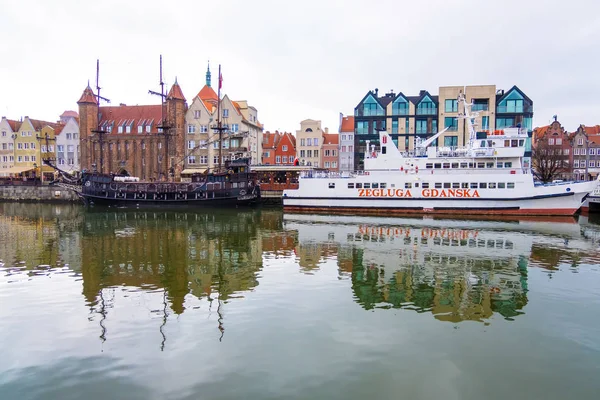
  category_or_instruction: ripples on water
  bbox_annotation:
[1,203,600,400]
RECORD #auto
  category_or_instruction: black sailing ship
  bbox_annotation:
[47,59,260,207]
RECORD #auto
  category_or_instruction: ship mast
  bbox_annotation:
[91,59,110,173]
[149,55,172,181]
[212,65,227,172]
[458,90,479,154]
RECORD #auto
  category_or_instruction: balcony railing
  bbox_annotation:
[416,108,437,115]
[497,105,533,113]
[471,104,489,111]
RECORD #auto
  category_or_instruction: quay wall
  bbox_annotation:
[0,185,79,203]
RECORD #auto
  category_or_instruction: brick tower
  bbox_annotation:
[166,79,187,181]
[77,84,98,172]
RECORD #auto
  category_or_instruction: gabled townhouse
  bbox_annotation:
[55,111,81,173]
[571,124,600,180]
[274,131,296,166]
[339,116,354,172]
[296,119,325,167]
[0,117,18,175]
[321,133,339,171]
[532,118,572,180]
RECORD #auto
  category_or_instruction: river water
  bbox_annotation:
[1,203,600,400]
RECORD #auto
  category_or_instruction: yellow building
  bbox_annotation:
[13,117,62,182]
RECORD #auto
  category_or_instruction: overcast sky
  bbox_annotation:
[1,0,599,133]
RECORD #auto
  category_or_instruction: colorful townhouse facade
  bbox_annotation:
[321,133,339,171]
[339,115,354,172]
[261,131,296,165]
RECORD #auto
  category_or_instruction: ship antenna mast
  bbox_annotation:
[91,59,110,173]
[458,89,479,154]
[149,55,171,181]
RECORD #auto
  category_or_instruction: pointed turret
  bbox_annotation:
[77,84,97,104]
[168,79,186,101]
[206,61,211,87]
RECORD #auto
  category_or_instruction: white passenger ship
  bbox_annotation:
[283,95,599,216]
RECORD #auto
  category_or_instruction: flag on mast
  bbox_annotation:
[219,68,223,89]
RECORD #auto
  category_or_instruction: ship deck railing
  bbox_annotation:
[300,168,532,179]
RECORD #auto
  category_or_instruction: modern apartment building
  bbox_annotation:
[353,85,533,170]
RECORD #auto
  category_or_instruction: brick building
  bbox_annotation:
[321,133,339,171]
[78,81,187,181]
[261,131,296,165]
[532,119,572,180]
[571,124,600,180]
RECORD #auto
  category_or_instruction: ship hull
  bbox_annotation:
[80,193,258,207]
[283,175,597,217]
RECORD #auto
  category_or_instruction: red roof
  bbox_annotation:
[340,116,354,132]
[61,110,79,118]
[262,131,280,150]
[584,125,600,135]
[54,124,65,135]
[533,125,549,141]
[197,85,218,102]
[98,105,163,135]
[7,119,21,132]
[167,81,186,101]
[322,133,339,145]
[78,85,97,104]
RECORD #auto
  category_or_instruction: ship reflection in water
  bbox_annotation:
[1,203,600,340]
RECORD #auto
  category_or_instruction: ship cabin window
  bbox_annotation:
[519,140,524,146]
[414,183,419,188]
[487,140,494,147]
[364,183,371,189]
[443,182,451,189]
[372,183,379,188]
[477,162,485,168]
[489,183,497,189]
[356,183,362,189]
[469,162,474,168]
[507,182,515,189]
[452,182,460,189]
[479,183,487,189]
[498,182,506,189]
[486,162,494,168]
[422,182,430,189]
[380,183,387,188]
[443,163,450,169]
[348,183,355,189]
[461,182,469,189]
[451,162,459,168]
[460,162,468,168]
[405,183,412,189]
[504,162,512,168]
[470,182,478,189]
[511,140,518,147]
[328,183,335,189]
[434,163,441,169]
[435,182,442,189]
[426,163,433,169]
[479,140,486,147]
[497,162,504,168]
[504,140,510,147]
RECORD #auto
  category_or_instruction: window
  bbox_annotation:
[66,133,72,140]
[283,156,288,163]
[392,120,399,134]
[392,98,408,115]
[126,125,131,133]
[590,148,596,155]
[356,121,370,135]
[146,125,151,133]
[17,143,23,149]
[24,156,29,161]
[574,160,580,168]
[324,161,330,168]
[314,138,319,146]
[138,125,143,133]
[118,126,123,134]
[276,156,281,163]
[223,109,229,118]
[445,99,458,112]
[1,131,5,137]
[188,140,195,149]
[507,183,515,189]
[574,148,580,155]
[443,136,458,147]
[200,125,208,133]
[582,148,587,155]
[282,145,288,151]
[31,156,36,162]
[481,116,489,130]
[505,99,523,113]
[581,160,586,167]
[556,138,562,145]
[348,183,355,189]
[67,145,75,152]
[314,150,319,157]
[231,124,239,132]
[416,120,428,134]
[405,182,412,189]
[188,125,196,134]
[332,161,337,168]
[188,156,196,164]
[422,182,429,189]
[328,182,335,189]
[444,117,458,131]
[590,161,596,168]
[200,155,208,164]
[489,183,497,189]
[549,138,555,145]
[504,162,512,168]
[194,110,201,119]
[57,145,64,152]
[18,156,23,162]
[498,182,506,189]
[435,182,442,189]
[479,183,487,189]
[578,138,584,145]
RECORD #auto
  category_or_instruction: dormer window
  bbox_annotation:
[118,126,123,134]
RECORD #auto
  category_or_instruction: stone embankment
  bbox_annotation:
[0,185,79,203]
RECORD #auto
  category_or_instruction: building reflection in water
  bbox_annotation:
[284,214,600,322]
[2,203,600,346]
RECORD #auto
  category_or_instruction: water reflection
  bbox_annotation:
[283,214,600,322]
[2,203,600,337]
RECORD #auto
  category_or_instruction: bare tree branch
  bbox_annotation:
[532,138,569,183]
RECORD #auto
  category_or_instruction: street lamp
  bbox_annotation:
[33,162,37,185]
